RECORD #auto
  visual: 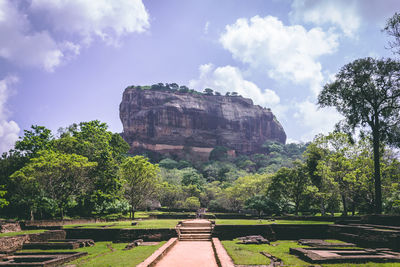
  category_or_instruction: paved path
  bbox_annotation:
[154,241,218,267]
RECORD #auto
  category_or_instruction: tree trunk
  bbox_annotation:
[372,126,382,214]
[30,209,34,221]
[60,207,64,220]
[341,194,348,216]
[320,199,325,216]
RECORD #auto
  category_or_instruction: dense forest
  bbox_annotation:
[0,119,399,220]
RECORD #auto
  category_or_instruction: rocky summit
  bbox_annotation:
[119,87,286,160]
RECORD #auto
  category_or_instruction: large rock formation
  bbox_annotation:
[120,87,286,160]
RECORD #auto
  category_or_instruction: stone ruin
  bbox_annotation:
[237,235,270,244]
[290,247,400,264]
[298,239,355,248]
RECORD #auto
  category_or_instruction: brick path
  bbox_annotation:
[154,241,218,267]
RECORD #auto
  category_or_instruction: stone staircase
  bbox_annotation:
[176,219,213,241]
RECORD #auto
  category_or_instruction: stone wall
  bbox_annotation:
[0,222,21,233]
[328,224,400,250]
[272,224,331,240]
[21,218,130,228]
[0,235,29,253]
[213,225,276,241]
[65,228,176,242]
[361,215,400,226]
[29,230,66,242]
[0,230,66,253]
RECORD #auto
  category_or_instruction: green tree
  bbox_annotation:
[203,88,214,95]
[15,125,53,156]
[119,156,160,219]
[0,185,9,208]
[11,150,97,219]
[159,158,179,169]
[318,57,400,213]
[55,120,129,216]
[181,168,205,188]
[269,162,311,215]
[245,195,280,217]
[224,173,272,211]
[209,146,228,161]
[184,196,201,210]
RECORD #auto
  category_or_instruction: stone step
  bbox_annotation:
[179,227,212,233]
[179,241,211,242]
[181,220,212,228]
[181,223,211,228]
[179,233,212,240]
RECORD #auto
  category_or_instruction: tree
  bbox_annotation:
[184,196,201,210]
[384,13,400,54]
[181,168,205,188]
[11,150,97,219]
[203,88,214,95]
[209,146,228,161]
[318,57,400,213]
[15,125,53,157]
[245,195,280,217]
[119,156,160,219]
[55,120,129,216]
[268,162,311,215]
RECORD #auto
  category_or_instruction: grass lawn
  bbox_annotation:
[63,219,333,229]
[22,241,165,267]
[222,239,400,267]
[64,219,180,229]
[0,229,46,237]
[215,219,333,225]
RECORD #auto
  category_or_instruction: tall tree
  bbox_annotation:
[11,150,97,219]
[119,156,160,219]
[318,57,400,213]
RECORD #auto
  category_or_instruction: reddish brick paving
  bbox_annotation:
[154,241,218,267]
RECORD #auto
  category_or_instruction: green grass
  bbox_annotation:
[0,229,46,237]
[215,219,333,225]
[324,239,348,243]
[64,219,180,229]
[63,218,333,229]
[222,239,400,267]
[22,241,165,267]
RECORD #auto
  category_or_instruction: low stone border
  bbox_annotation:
[137,237,178,267]
[212,237,235,267]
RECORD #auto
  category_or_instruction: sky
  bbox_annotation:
[0,0,399,153]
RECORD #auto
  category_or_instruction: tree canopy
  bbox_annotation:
[318,57,400,213]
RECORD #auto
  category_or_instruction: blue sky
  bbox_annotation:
[0,0,399,153]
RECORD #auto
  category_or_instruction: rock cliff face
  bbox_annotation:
[120,88,286,160]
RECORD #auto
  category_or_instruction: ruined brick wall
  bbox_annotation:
[0,222,21,233]
[0,235,29,253]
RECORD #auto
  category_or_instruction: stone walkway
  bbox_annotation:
[154,241,218,267]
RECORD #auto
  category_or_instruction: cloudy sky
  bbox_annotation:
[0,0,399,153]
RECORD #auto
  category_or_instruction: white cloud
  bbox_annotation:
[204,21,210,34]
[0,0,149,71]
[189,63,281,108]
[290,0,400,36]
[290,0,360,36]
[219,15,338,95]
[30,0,150,45]
[294,99,342,141]
[0,76,20,154]
[0,0,64,71]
